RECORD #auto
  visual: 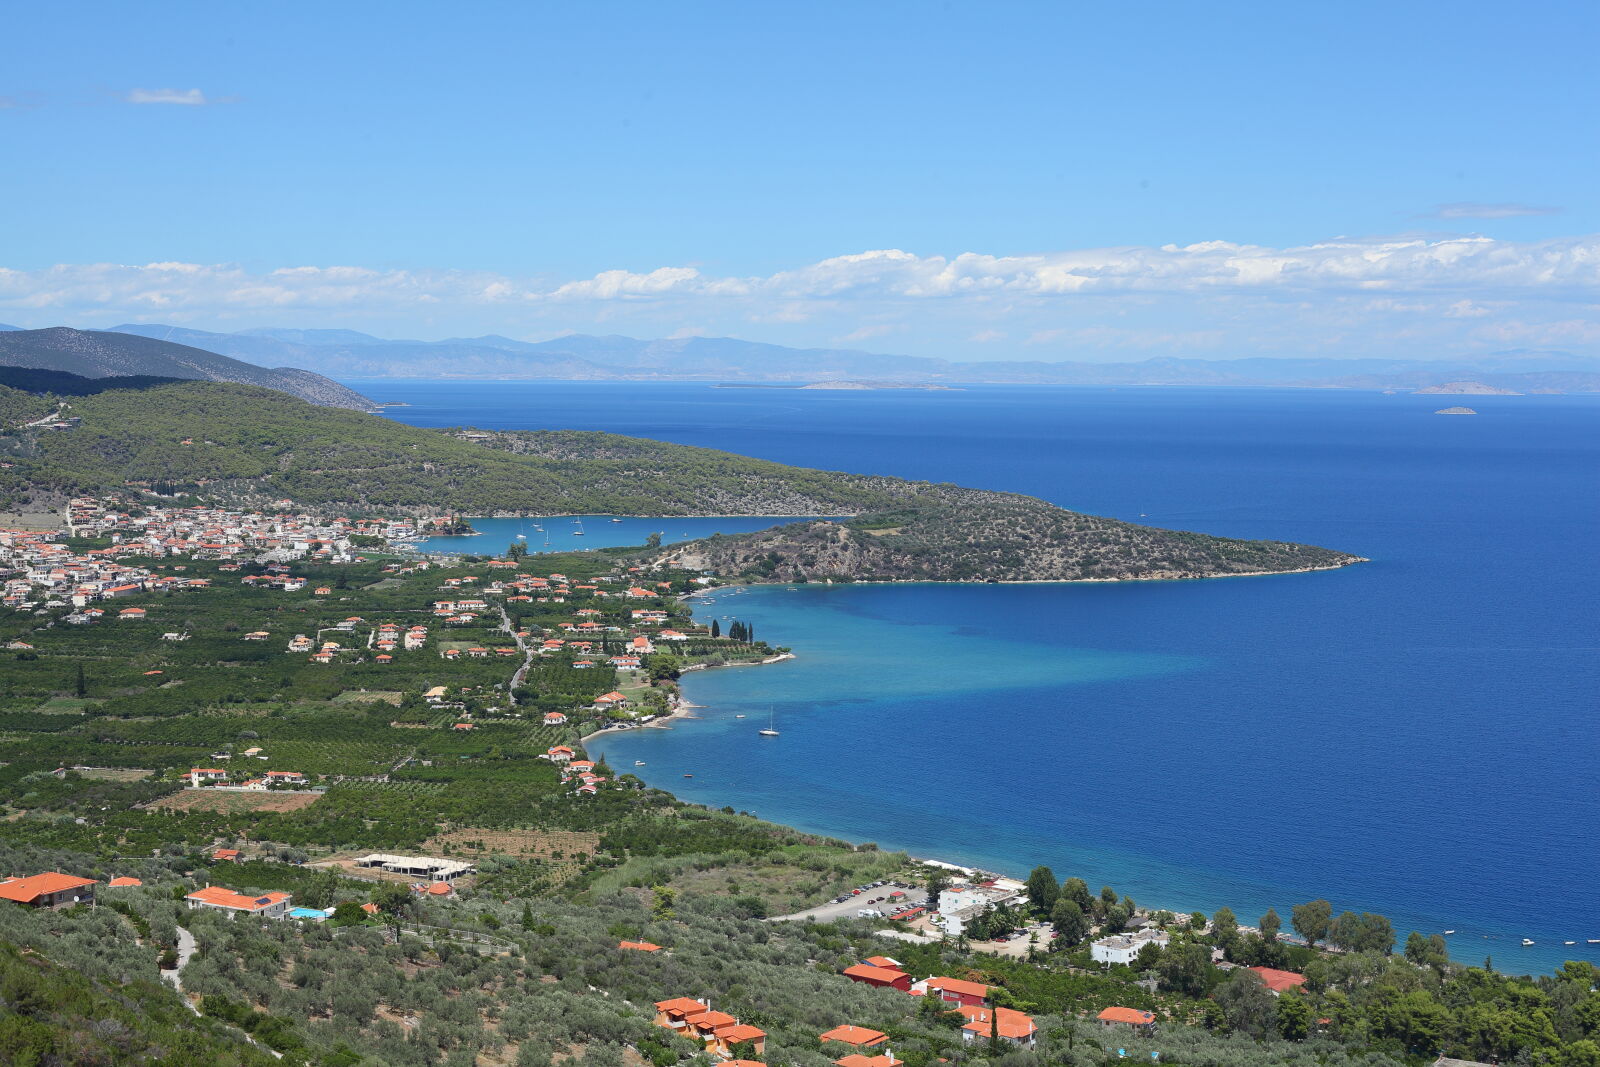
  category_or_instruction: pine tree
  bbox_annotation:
[710,619,720,638]
[74,663,87,698]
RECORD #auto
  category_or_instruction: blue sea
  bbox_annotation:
[363,379,1600,974]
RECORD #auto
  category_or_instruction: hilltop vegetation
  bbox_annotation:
[654,508,1360,584]
[0,381,1361,583]
[0,327,374,408]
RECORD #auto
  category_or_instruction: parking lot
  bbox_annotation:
[770,882,929,923]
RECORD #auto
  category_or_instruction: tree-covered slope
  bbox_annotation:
[0,915,279,1066]
[1,381,1363,582]
[0,327,374,409]
[652,505,1362,583]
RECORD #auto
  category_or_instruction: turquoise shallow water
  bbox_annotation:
[410,515,824,556]
[367,380,1600,973]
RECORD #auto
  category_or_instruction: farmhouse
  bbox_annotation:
[958,1006,1038,1048]
[843,964,912,992]
[1096,1007,1156,1034]
[186,885,293,919]
[912,976,990,1007]
[0,872,97,909]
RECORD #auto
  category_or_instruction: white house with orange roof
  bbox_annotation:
[186,885,293,920]
[0,872,98,909]
[958,1006,1038,1048]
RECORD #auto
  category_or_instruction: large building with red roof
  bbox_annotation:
[843,963,912,992]
[185,885,293,919]
[0,872,97,908]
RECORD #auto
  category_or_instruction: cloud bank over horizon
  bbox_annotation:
[2,233,1596,362]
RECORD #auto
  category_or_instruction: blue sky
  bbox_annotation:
[2,1,1595,361]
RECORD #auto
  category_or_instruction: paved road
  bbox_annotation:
[501,604,535,690]
[771,889,928,923]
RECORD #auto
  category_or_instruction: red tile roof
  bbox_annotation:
[924,976,989,999]
[843,963,909,985]
[185,886,290,912]
[713,1023,766,1043]
[654,997,707,1016]
[960,1007,1037,1040]
[819,1025,888,1047]
[0,872,97,903]
[1249,966,1308,992]
[1097,1007,1155,1025]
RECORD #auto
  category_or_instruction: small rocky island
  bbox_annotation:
[1435,406,1478,415]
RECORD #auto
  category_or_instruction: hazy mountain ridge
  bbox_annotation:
[0,328,375,408]
[104,323,1600,392]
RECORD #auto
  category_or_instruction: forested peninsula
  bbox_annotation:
[0,381,1362,583]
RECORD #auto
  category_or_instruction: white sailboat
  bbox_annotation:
[759,708,779,737]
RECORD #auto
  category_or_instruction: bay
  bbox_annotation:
[410,514,826,556]
[365,379,1600,973]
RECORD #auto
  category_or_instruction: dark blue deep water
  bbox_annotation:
[364,380,1600,973]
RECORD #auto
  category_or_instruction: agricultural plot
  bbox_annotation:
[0,546,787,899]
[150,788,323,814]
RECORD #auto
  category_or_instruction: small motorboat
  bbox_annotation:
[1565,941,1576,945]
[1444,930,1455,935]
[1522,938,1535,946]
[610,518,623,523]
[682,773,694,778]
[1588,939,1600,944]
[634,760,646,766]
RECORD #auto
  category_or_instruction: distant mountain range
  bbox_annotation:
[8,322,1598,394]
[0,327,375,408]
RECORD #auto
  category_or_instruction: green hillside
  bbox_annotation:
[0,380,1361,582]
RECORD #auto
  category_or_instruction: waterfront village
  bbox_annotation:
[0,497,1579,1067]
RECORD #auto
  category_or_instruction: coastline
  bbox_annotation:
[582,576,1586,977]
[690,555,1369,591]
[576,654,795,745]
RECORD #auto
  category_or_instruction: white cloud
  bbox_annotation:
[1,233,1596,361]
[126,88,209,106]
[1424,202,1561,220]
[836,324,902,343]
